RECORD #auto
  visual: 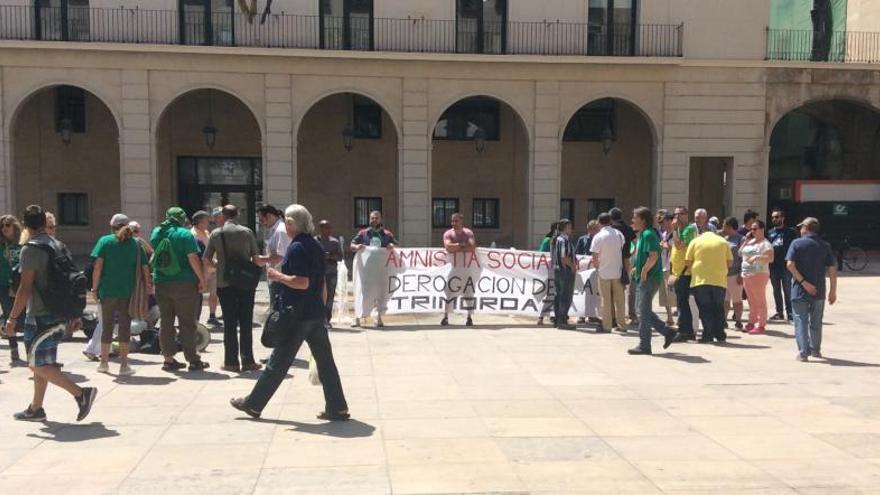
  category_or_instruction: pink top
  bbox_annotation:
[443,227,475,247]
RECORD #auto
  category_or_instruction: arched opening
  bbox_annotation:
[769,99,880,247]
[431,96,529,248]
[297,92,399,240]
[560,98,654,234]
[11,84,120,255]
[156,88,262,232]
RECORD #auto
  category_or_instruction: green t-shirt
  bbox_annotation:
[0,241,21,287]
[538,237,551,252]
[91,234,148,300]
[633,229,663,283]
[150,224,199,285]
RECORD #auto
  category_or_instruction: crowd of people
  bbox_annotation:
[0,200,839,424]
[538,205,838,358]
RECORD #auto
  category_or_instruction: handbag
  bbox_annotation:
[261,294,304,348]
[220,231,261,291]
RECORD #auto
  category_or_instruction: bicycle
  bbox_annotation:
[840,237,869,272]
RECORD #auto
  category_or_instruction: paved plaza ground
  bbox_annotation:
[2,274,880,494]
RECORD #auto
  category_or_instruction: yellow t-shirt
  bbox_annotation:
[685,232,732,288]
[670,224,697,276]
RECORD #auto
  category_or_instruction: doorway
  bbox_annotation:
[177,156,263,232]
[689,156,733,219]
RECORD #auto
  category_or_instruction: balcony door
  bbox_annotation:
[456,0,507,54]
[588,0,637,56]
[35,0,90,41]
[320,0,373,50]
[179,0,234,46]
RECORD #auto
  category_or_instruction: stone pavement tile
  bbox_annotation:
[709,433,851,460]
[759,458,880,490]
[626,384,729,400]
[384,437,507,465]
[581,413,695,437]
[604,434,738,462]
[263,437,384,468]
[563,398,670,418]
[459,383,555,400]
[634,460,790,492]
[512,459,661,493]
[91,405,181,426]
[3,445,148,475]
[377,399,476,419]
[662,489,797,494]
[707,383,816,400]
[181,402,285,424]
[0,471,129,494]
[158,419,276,445]
[374,374,463,401]
[495,436,620,463]
[531,372,618,387]
[781,414,880,434]
[831,396,880,416]
[388,461,523,495]
[381,417,488,439]
[471,399,573,418]
[32,423,165,449]
[653,397,760,416]
[818,433,880,458]
[135,442,268,474]
[0,449,29,473]
[121,468,262,495]
[483,417,594,437]
[548,384,641,400]
[740,397,856,417]
[681,415,802,437]
[255,465,389,495]
[269,418,380,443]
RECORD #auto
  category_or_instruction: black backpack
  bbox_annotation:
[28,238,88,320]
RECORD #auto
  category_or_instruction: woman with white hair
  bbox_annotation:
[231,204,349,421]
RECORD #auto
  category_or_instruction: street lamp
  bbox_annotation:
[203,125,217,149]
[601,126,615,156]
[473,128,486,154]
[59,118,73,145]
[342,126,355,152]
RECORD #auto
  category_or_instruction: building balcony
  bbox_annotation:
[767,28,880,64]
[0,5,683,58]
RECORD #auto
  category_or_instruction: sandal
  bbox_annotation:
[317,410,351,421]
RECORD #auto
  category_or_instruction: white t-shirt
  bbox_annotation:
[265,219,291,269]
[590,226,625,280]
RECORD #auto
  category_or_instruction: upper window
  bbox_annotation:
[179,0,234,46]
[588,0,637,56]
[473,198,500,229]
[560,199,575,225]
[57,192,88,226]
[321,0,374,50]
[55,85,86,133]
[456,0,507,54]
[563,99,616,142]
[432,198,460,229]
[587,198,615,222]
[434,97,500,141]
[35,0,90,41]
[354,196,382,228]
[353,96,382,139]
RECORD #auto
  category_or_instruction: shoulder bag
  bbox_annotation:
[261,295,305,348]
[220,230,262,292]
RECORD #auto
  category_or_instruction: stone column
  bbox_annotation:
[265,74,294,207]
[532,81,561,248]
[401,78,430,246]
[0,76,8,214]
[120,70,154,229]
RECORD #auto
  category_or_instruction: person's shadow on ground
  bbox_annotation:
[237,417,375,438]
[26,421,119,442]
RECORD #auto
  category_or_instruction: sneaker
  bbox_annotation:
[118,364,135,376]
[188,360,210,371]
[96,361,110,373]
[230,397,261,419]
[221,364,241,373]
[317,410,351,421]
[734,322,743,331]
[663,330,676,349]
[577,317,586,325]
[162,360,186,372]
[796,354,809,362]
[673,332,695,342]
[440,316,449,326]
[465,317,473,327]
[82,351,99,362]
[810,350,823,359]
[13,405,46,422]
[207,316,221,327]
[628,346,652,355]
[75,387,97,421]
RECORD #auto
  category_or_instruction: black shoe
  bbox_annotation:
[13,405,46,422]
[770,313,784,321]
[221,364,241,373]
[317,410,351,421]
[207,317,221,327]
[697,337,713,344]
[162,360,186,372]
[674,333,695,343]
[577,318,586,325]
[230,397,261,419]
[663,331,676,349]
[811,350,823,359]
[628,346,652,355]
[734,322,743,330]
[556,323,576,330]
[466,317,473,327]
[188,360,209,371]
[440,316,448,326]
[786,314,793,322]
[75,387,97,422]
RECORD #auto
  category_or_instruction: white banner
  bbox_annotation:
[352,247,599,318]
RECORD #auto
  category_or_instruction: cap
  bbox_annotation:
[663,212,674,220]
[796,217,820,229]
[211,207,223,217]
[110,213,130,229]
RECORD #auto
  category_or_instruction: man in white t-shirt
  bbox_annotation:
[589,213,626,333]
[257,205,292,304]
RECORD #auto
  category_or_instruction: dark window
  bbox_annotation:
[560,199,575,224]
[587,198,615,221]
[55,85,86,133]
[588,0,637,56]
[432,198,460,228]
[353,97,382,139]
[57,193,88,226]
[434,97,500,141]
[354,197,382,228]
[564,99,615,142]
[320,0,374,50]
[179,0,234,46]
[457,0,507,54]
[472,198,499,229]
[177,156,263,232]
[35,0,90,41]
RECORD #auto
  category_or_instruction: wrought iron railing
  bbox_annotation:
[767,28,880,64]
[0,5,683,57]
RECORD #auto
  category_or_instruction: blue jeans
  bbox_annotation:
[770,265,792,317]
[554,269,575,325]
[245,319,347,414]
[674,275,694,335]
[792,297,825,357]
[636,277,673,352]
[692,285,727,342]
